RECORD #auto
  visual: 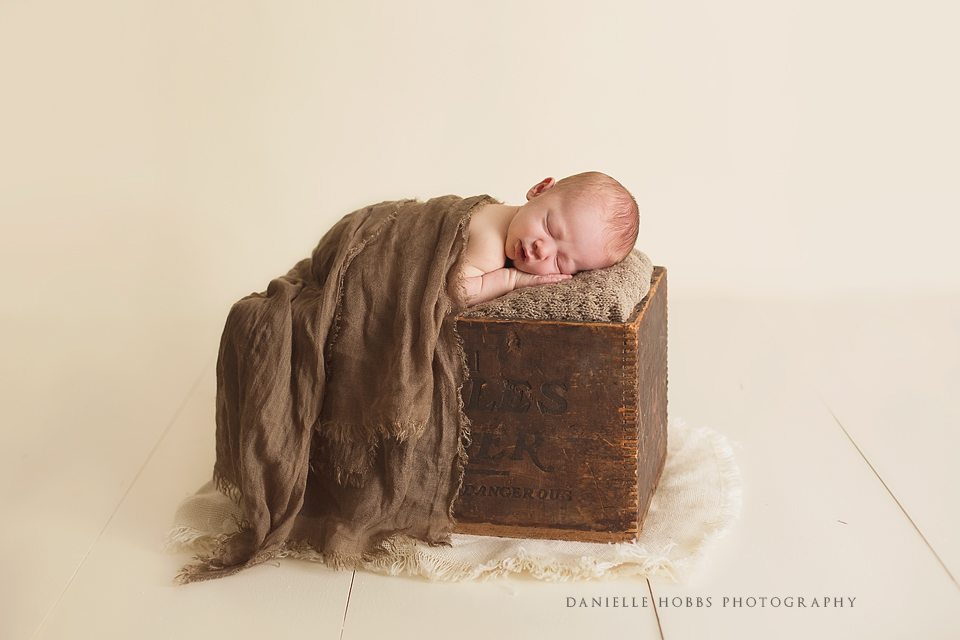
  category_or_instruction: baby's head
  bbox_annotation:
[506,171,639,276]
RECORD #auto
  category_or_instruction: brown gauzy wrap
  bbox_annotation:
[177,195,493,583]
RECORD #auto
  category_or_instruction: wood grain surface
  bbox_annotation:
[453,268,668,542]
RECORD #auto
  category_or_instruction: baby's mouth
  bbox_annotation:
[516,242,528,261]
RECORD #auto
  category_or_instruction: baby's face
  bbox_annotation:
[505,186,613,276]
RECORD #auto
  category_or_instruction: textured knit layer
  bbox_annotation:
[461,249,652,323]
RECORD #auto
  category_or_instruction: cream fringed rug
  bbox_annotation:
[164,419,741,582]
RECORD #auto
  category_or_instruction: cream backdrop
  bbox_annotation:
[1,0,958,323]
[0,5,958,636]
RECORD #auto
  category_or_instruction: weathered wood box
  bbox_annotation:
[453,267,667,543]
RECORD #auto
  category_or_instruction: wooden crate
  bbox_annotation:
[453,267,667,543]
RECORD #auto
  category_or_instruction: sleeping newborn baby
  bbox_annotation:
[462,171,639,306]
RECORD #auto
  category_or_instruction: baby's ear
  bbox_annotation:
[526,177,556,200]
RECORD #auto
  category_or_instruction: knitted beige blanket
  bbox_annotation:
[461,249,652,323]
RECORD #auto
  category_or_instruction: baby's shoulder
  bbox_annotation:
[461,262,487,278]
[464,225,507,276]
[463,238,506,275]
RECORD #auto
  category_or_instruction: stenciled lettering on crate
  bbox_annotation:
[453,267,668,543]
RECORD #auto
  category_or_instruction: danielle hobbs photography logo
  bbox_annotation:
[565,595,857,609]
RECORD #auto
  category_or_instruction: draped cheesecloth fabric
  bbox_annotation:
[176,195,492,583]
[169,419,740,582]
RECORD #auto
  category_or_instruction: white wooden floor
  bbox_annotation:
[3,290,960,639]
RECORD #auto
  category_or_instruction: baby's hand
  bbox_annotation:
[462,267,573,307]
[512,270,573,290]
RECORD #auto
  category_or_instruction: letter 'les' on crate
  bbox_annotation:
[453,267,667,543]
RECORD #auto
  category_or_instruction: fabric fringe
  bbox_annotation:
[450,322,472,522]
[689,424,742,554]
[645,421,743,580]
[213,472,243,505]
[161,525,227,556]
[162,528,687,584]
[165,419,741,584]
[444,207,476,522]
[271,536,682,583]
[172,534,278,585]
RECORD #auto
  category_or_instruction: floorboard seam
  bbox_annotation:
[340,571,356,640]
[817,392,960,593]
[30,357,215,640]
[646,579,665,640]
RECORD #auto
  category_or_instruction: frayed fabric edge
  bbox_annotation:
[164,419,741,584]
[162,528,685,584]
[160,525,227,556]
[691,423,743,549]
[275,534,684,583]
[643,421,743,581]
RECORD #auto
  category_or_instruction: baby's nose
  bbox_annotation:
[533,240,552,261]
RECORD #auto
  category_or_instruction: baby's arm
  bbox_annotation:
[462,267,571,307]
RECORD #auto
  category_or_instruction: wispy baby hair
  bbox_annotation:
[555,171,640,263]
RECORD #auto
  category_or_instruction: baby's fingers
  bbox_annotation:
[533,274,572,285]
[513,270,574,289]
